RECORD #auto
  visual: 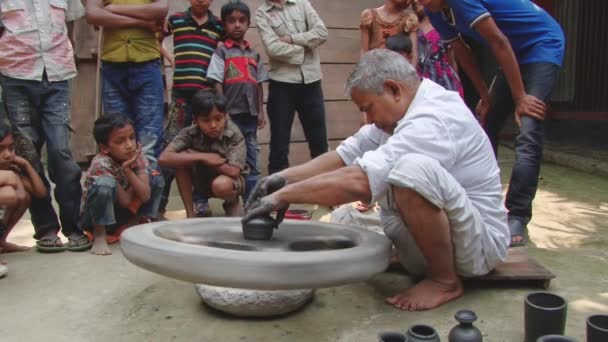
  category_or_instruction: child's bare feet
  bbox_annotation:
[1,242,31,253]
[90,226,112,256]
[386,277,463,311]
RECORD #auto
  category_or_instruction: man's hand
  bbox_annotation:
[475,95,491,126]
[257,114,266,129]
[514,94,546,127]
[241,193,288,227]
[122,143,142,170]
[244,173,287,209]
[279,36,293,44]
[142,19,163,32]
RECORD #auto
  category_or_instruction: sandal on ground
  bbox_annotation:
[508,219,527,247]
[36,236,67,253]
[354,201,373,212]
[67,234,93,252]
[194,201,211,217]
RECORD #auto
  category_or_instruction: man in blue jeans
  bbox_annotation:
[86,0,167,199]
[0,0,92,251]
[421,0,565,246]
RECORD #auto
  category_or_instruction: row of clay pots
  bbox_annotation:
[378,310,482,342]
[525,292,608,342]
[377,307,608,341]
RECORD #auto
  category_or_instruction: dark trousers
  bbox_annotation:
[0,74,83,238]
[266,80,328,174]
[484,62,561,223]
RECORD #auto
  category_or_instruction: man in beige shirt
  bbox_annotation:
[256,0,328,174]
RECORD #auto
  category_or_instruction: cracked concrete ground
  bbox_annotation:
[1,148,606,341]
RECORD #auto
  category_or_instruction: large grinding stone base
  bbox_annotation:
[121,218,391,290]
[195,285,314,317]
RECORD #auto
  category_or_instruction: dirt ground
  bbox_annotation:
[1,148,607,341]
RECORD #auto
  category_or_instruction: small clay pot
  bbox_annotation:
[448,310,482,342]
[587,314,608,342]
[242,215,276,240]
[378,331,408,342]
[405,324,440,342]
[535,335,577,342]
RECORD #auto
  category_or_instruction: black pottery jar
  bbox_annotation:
[448,310,482,342]
[405,324,440,342]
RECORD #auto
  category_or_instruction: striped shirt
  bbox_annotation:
[166,8,224,93]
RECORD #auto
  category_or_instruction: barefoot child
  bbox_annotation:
[207,0,268,202]
[0,125,47,267]
[159,89,248,218]
[81,115,163,256]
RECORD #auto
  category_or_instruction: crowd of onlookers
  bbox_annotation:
[0,0,564,292]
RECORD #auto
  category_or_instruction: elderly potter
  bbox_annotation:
[244,49,509,311]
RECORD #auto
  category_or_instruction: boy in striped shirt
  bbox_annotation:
[160,0,224,216]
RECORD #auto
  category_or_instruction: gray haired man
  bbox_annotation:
[243,49,509,311]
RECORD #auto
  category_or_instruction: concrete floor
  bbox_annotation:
[1,148,607,341]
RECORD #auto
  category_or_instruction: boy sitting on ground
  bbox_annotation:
[159,89,248,218]
[0,124,47,258]
[81,115,164,256]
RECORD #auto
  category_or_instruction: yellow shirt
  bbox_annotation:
[101,0,159,62]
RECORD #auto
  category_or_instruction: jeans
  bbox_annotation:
[0,73,83,238]
[231,113,261,201]
[266,80,328,174]
[101,59,164,162]
[483,62,561,223]
[81,173,164,232]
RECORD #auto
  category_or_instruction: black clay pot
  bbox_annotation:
[242,215,276,240]
[587,314,608,342]
[535,335,577,342]
[448,310,482,342]
[378,331,408,342]
[524,292,567,342]
[405,324,440,342]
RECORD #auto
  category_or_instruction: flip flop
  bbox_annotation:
[67,234,93,252]
[36,236,67,253]
[508,219,527,247]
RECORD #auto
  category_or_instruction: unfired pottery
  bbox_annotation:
[405,324,440,342]
[448,310,483,342]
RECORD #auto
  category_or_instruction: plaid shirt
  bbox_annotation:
[0,0,84,81]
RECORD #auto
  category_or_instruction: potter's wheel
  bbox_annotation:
[121,218,391,290]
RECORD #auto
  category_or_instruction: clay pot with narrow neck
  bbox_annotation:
[448,310,483,342]
[405,324,440,342]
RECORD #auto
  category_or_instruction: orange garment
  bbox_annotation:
[361,8,419,50]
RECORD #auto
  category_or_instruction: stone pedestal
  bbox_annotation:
[195,284,314,317]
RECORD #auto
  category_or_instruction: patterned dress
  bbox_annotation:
[360,8,418,50]
[417,28,464,97]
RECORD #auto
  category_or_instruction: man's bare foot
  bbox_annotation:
[1,242,31,253]
[386,277,464,311]
[91,238,112,256]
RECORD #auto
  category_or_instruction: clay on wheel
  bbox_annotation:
[121,218,391,290]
